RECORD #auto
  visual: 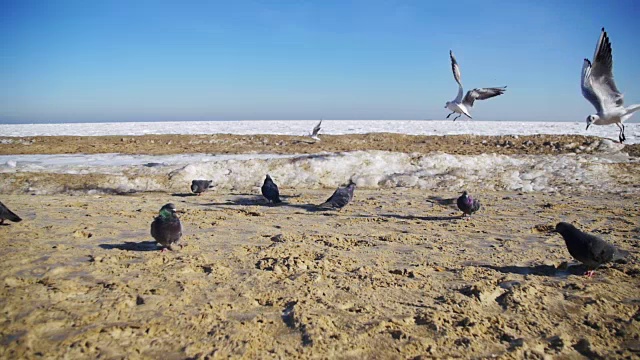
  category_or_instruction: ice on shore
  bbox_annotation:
[1,150,636,195]
[1,120,638,144]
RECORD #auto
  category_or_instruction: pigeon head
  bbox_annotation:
[555,222,575,234]
[159,203,177,218]
[461,190,469,197]
[347,179,356,187]
[585,115,598,130]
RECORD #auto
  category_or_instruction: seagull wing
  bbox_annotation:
[587,28,624,113]
[311,119,322,137]
[462,87,507,108]
[581,59,602,113]
[450,50,464,102]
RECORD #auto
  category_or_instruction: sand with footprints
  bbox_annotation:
[1,133,639,359]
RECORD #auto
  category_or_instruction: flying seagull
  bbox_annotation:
[582,28,640,143]
[309,119,322,141]
[0,201,22,225]
[150,203,183,252]
[555,222,629,277]
[445,51,507,121]
[191,180,213,196]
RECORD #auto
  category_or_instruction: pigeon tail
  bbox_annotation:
[5,210,22,222]
[613,249,630,261]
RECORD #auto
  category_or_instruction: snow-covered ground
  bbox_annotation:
[1,145,635,194]
[1,120,639,144]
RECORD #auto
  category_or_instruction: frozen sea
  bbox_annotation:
[1,120,639,144]
[0,120,638,195]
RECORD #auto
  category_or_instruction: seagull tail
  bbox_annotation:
[624,104,640,117]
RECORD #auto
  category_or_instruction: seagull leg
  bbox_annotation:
[446,112,454,119]
[453,114,462,121]
[616,123,625,143]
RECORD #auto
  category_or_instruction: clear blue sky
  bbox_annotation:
[1,0,639,123]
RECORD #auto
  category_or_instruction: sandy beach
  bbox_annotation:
[1,134,639,359]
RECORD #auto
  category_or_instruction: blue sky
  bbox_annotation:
[1,0,639,123]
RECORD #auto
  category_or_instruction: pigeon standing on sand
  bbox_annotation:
[191,180,213,196]
[456,191,480,218]
[0,201,22,225]
[150,203,183,252]
[582,28,640,143]
[318,180,356,210]
[261,175,282,204]
[309,119,322,141]
[555,222,629,277]
[445,51,507,121]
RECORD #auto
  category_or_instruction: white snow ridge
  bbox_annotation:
[0,150,636,195]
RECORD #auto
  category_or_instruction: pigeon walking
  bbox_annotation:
[582,28,640,143]
[555,222,629,277]
[191,179,213,196]
[456,191,480,218]
[445,51,507,121]
[309,119,322,141]
[261,175,282,204]
[0,201,22,225]
[318,180,356,210]
[150,203,183,251]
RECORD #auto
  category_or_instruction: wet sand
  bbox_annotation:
[1,135,639,359]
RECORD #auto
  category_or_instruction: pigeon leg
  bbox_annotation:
[584,270,596,278]
[161,247,168,253]
[453,114,462,121]
[0,219,3,225]
[446,112,454,119]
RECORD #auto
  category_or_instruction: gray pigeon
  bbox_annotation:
[261,175,281,204]
[0,201,22,225]
[318,180,356,210]
[555,222,629,277]
[150,203,183,251]
[191,180,213,196]
[456,191,480,217]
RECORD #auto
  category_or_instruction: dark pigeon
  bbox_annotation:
[457,191,481,217]
[150,203,183,251]
[261,175,282,204]
[318,180,356,210]
[191,180,213,196]
[555,222,629,277]
[0,201,22,225]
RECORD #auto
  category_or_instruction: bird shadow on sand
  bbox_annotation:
[201,194,302,207]
[479,264,584,277]
[377,213,461,221]
[425,196,458,207]
[171,193,198,197]
[99,241,159,252]
[291,139,317,145]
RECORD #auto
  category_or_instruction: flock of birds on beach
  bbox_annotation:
[0,28,635,278]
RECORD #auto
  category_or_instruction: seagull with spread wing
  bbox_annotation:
[444,51,507,121]
[582,28,640,143]
[309,119,322,141]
